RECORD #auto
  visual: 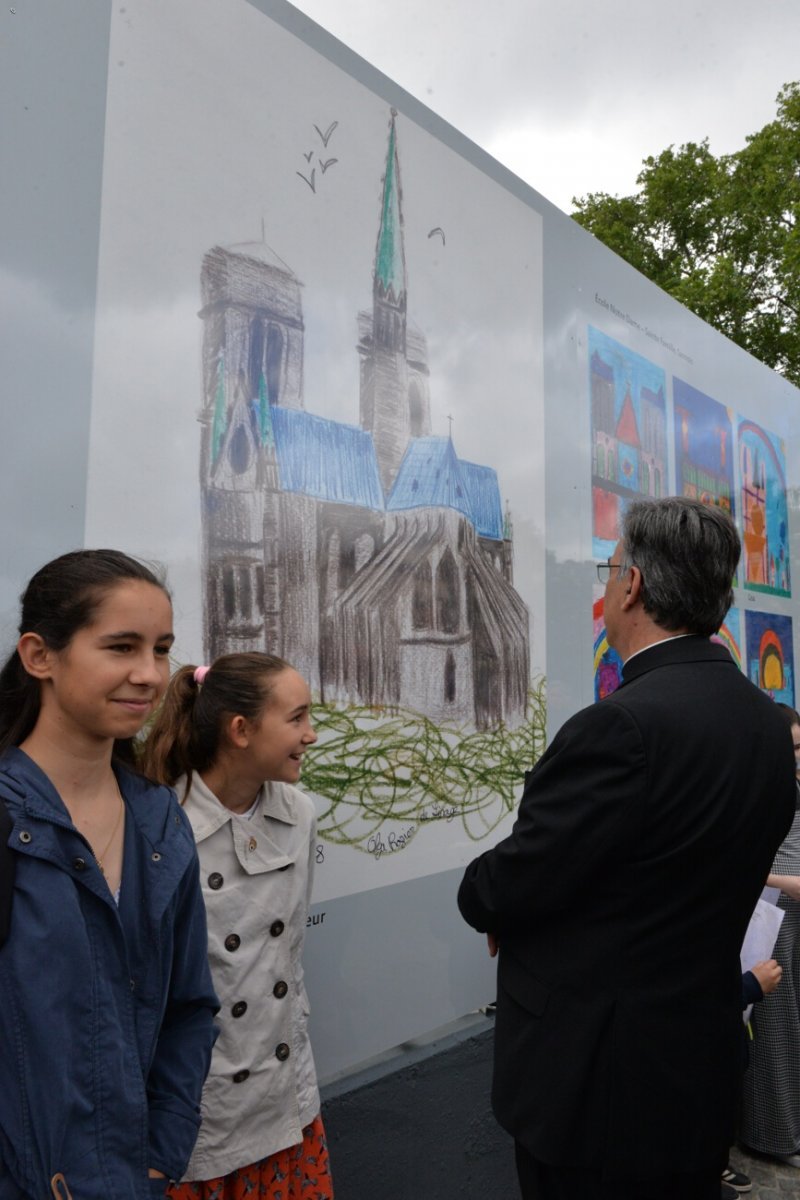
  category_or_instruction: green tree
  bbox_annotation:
[572,83,800,384]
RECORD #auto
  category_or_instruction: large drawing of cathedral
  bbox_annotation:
[198,111,530,729]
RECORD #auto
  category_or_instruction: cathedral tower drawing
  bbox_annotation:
[198,111,529,729]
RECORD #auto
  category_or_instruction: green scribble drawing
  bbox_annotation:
[302,678,547,853]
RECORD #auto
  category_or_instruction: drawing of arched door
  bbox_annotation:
[759,628,785,694]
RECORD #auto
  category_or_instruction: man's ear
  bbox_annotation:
[622,566,643,609]
[16,633,54,680]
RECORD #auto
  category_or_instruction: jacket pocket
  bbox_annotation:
[498,950,550,1017]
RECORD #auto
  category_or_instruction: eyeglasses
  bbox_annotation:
[596,559,623,583]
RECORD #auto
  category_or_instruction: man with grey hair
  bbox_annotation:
[459,497,796,1200]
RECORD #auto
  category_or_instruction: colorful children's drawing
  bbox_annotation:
[592,588,623,701]
[746,610,794,705]
[711,606,742,669]
[673,379,734,515]
[589,327,667,559]
[738,419,791,596]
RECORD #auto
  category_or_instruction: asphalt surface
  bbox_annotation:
[729,1145,800,1198]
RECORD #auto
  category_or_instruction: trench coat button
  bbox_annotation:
[225,933,241,952]
[231,1001,248,1018]
[73,857,87,871]
[232,1069,250,1083]
[270,920,285,937]
[275,1043,290,1062]
[18,830,31,844]
[248,836,257,851]
[273,980,288,1000]
[208,872,224,890]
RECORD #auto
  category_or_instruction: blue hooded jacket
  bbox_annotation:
[0,748,218,1200]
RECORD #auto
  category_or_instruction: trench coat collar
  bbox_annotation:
[176,772,300,843]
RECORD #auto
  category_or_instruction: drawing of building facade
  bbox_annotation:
[198,111,529,729]
[591,352,665,499]
[675,404,732,509]
[741,440,770,586]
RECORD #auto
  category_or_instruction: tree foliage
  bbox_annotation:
[572,83,800,384]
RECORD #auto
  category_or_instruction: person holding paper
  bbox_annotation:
[458,498,796,1200]
[741,705,800,1166]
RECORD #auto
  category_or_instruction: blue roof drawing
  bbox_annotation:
[387,437,504,540]
[641,385,665,409]
[459,460,505,541]
[272,407,385,510]
[591,350,614,382]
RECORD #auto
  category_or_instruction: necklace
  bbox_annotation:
[94,779,125,877]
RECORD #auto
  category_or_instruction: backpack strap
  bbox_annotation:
[0,797,14,946]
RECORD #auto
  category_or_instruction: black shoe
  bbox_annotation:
[721,1164,752,1193]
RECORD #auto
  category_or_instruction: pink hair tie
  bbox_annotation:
[193,665,210,685]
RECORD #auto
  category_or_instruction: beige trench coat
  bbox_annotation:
[177,773,320,1180]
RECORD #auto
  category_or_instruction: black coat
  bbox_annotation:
[458,636,796,1177]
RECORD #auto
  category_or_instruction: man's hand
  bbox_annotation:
[768,873,800,901]
[487,932,498,958]
[751,958,782,995]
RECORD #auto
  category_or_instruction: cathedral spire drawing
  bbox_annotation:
[358,109,429,492]
[374,109,407,335]
[198,108,529,730]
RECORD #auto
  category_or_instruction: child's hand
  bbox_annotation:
[752,959,782,995]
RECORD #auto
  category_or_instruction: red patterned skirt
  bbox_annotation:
[168,1115,333,1200]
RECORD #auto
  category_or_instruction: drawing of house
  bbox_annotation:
[198,110,529,729]
[674,392,732,511]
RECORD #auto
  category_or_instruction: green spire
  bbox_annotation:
[375,111,406,300]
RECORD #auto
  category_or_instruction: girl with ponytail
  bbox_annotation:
[142,653,332,1200]
[0,549,217,1200]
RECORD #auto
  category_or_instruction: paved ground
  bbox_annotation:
[729,1145,800,1197]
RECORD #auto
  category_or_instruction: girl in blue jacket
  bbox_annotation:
[0,550,218,1200]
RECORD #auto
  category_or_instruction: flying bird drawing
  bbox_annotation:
[314,120,338,147]
[297,120,340,192]
[427,227,446,245]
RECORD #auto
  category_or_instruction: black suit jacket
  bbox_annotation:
[458,636,796,1176]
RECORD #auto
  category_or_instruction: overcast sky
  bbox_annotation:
[289,0,800,214]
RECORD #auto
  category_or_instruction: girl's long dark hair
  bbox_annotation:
[0,549,169,764]
[142,652,290,794]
